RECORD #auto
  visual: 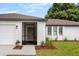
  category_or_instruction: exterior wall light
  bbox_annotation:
[16,25,18,29]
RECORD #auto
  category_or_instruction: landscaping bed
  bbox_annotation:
[35,45,56,50]
[36,41,79,56]
[13,46,23,49]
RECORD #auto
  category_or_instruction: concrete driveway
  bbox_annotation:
[0,45,36,56]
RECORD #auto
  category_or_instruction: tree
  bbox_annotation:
[45,3,79,21]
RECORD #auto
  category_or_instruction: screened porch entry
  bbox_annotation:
[22,22,37,45]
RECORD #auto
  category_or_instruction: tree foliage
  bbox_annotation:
[45,3,79,21]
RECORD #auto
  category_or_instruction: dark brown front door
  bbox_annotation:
[27,27,34,41]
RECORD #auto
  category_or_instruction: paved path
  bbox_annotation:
[0,45,36,56]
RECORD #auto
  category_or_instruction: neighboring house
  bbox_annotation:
[46,19,79,40]
[0,13,79,45]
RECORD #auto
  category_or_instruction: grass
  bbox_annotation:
[36,41,79,56]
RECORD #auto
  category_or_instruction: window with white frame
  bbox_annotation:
[48,26,52,35]
[59,26,63,35]
[53,26,57,35]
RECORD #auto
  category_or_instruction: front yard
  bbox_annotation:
[36,41,79,56]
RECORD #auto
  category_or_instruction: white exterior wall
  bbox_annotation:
[37,22,46,45]
[46,26,79,40]
[0,21,79,45]
[63,26,79,40]
[0,21,22,45]
[0,21,46,45]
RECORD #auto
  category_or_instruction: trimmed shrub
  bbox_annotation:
[15,40,20,44]
[64,37,68,41]
[15,40,21,47]
[41,41,45,47]
[55,37,58,41]
[74,38,77,42]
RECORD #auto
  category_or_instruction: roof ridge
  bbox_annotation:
[0,13,43,19]
[48,19,79,23]
[0,13,45,21]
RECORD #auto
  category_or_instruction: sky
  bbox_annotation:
[0,3,52,18]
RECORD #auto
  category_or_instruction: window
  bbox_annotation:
[48,26,52,35]
[59,26,63,35]
[53,26,57,35]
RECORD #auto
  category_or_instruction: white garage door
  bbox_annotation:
[0,24,16,45]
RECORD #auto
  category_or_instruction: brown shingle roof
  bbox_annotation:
[46,19,79,26]
[0,13,45,21]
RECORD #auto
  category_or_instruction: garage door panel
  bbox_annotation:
[0,25,16,45]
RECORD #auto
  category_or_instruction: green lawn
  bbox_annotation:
[36,41,79,56]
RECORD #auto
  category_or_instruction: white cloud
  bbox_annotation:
[18,3,50,14]
[0,7,20,14]
[0,10,19,14]
[27,9,37,12]
[19,3,48,10]
[0,3,51,17]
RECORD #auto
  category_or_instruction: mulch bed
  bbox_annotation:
[35,45,56,50]
[13,46,23,49]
